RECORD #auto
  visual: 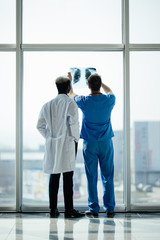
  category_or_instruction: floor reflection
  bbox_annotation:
[103,219,116,239]
[0,213,160,240]
[88,218,100,240]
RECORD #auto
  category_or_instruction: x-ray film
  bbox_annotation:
[70,67,97,89]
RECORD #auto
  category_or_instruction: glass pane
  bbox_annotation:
[0,53,16,207]
[0,0,16,43]
[23,0,122,44]
[130,0,160,43]
[130,52,160,206]
[23,52,123,207]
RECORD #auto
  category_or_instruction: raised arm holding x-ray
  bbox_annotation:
[68,72,113,97]
[68,72,77,99]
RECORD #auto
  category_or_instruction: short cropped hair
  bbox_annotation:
[55,76,71,93]
[88,73,102,91]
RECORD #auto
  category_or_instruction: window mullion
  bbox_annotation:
[122,0,131,212]
[16,0,23,212]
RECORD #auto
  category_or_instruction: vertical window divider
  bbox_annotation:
[16,0,23,212]
[122,0,131,211]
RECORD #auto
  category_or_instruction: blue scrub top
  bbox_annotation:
[74,93,116,142]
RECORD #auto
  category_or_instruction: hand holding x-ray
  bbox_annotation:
[69,67,97,89]
[67,72,72,82]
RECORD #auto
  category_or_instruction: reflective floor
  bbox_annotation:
[0,212,160,240]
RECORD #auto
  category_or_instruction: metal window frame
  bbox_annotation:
[0,45,16,51]
[0,0,160,212]
[16,0,23,212]
[130,44,160,51]
[122,0,131,212]
[20,45,125,213]
[21,44,124,52]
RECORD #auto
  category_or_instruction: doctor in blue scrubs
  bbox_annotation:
[68,72,116,217]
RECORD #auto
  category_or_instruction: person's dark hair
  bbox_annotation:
[55,76,71,94]
[88,73,102,91]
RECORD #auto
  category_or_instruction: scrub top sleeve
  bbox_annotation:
[74,95,86,110]
[106,93,116,107]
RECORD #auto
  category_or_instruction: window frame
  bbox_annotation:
[0,0,160,212]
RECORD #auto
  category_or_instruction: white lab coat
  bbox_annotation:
[37,94,80,174]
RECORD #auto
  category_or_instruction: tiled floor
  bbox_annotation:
[0,212,160,240]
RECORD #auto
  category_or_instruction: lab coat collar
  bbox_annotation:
[56,94,69,98]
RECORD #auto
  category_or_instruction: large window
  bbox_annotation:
[0,0,16,43]
[23,52,123,207]
[0,53,16,207]
[0,0,160,211]
[23,0,122,44]
[130,0,160,43]
[130,52,160,206]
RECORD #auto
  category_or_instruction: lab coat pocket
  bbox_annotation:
[44,137,53,172]
[64,136,75,155]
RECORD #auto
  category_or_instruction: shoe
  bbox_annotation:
[107,211,115,218]
[50,208,60,218]
[64,209,85,218]
[85,210,99,218]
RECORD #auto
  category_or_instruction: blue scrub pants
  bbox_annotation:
[83,139,115,213]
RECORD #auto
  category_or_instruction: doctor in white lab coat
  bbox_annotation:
[37,76,85,218]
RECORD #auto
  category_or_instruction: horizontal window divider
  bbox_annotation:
[0,207,16,211]
[0,44,16,51]
[2,44,160,52]
[21,44,124,51]
[129,44,160,51]
[131,205,160,211]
